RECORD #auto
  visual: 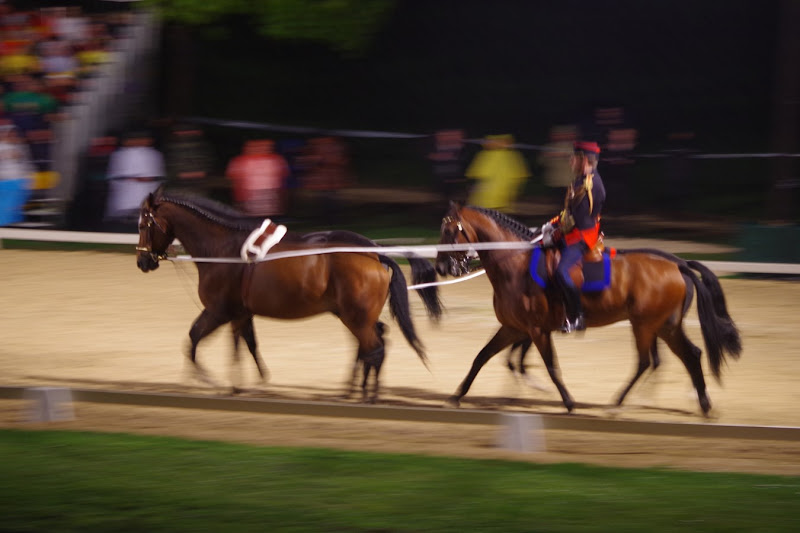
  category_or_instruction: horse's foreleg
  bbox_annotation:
[448,326,522,407]
[186,309,227,388]
[530,330,574,412]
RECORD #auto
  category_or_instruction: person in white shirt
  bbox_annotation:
[104,130,165,222]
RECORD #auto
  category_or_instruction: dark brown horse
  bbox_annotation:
[434,203,741,415]
[136,190,442,401]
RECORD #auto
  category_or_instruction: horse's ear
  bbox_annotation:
[154,184,165,199]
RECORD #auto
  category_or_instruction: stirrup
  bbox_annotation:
[560,315,586,334]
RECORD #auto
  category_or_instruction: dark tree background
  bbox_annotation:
[166,1,779,151]
[31,0,795,220]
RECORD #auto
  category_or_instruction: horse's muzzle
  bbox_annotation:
[137,254,160,273]
[435,255,468,278]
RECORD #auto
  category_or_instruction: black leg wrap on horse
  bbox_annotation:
[362,345,386,369]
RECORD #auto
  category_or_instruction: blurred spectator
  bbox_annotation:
[590,106,637,212]
[105,130,165,223]
[50,6,89,46]
[26,126,58,193]
[302,136,354,223]
[661,130,697,211]
[428,128,468,207]
[277,138,307,217]
[538,124,578,204]
[0,41,40,77]
[0,120,34,225]
[74,36,111,78]
[38,37,78,79]
[70,133,118,230]
[0,119,34,182]
[226,139,289,217]
[466,134,531,213]
[165,122,215,185]
[2,74,59,135]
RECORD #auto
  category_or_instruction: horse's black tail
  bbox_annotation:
[406,255,444,321]
[678,263,742,379]
[686,260,735,322]
[379,255,430,369]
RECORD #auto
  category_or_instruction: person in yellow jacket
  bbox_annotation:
[466,134,531,213]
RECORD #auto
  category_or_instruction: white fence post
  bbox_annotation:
[24,387,75,422]
[497,413,545,453]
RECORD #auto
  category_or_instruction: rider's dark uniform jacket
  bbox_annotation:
[561,170,605,248]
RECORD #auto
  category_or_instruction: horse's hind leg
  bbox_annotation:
[651,338,661,370]
[449,326,524,407]
[661,324,710,415]
[344,321,385,403]
[231,315,269,393]
[506,339,548,392]
[616,322,658,407]
[187,309,228,387]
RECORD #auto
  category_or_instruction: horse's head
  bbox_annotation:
[136,189,174,272]
[435,202,477,277]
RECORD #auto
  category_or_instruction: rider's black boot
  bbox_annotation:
[559,283,586,333]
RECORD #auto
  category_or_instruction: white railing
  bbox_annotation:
[1,227,798,275]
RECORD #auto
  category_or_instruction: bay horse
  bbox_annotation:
[434,203,742,415]
[135,189,442,401]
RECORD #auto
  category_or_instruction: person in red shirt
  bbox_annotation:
[226,139,289,217]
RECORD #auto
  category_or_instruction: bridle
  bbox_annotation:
[441,215,470,245]
[136,208,169,262]
[439,214,474,275]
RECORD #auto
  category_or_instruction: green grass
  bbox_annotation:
[1,430,798,532]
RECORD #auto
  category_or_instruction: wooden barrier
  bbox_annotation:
[3,386,800,445]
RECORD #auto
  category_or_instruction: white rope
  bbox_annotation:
[170,240,539,264]
[167,235,544,291]
[407,268,488,290]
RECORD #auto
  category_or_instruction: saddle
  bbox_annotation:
[530,235,614,291]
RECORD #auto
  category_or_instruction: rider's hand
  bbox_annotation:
[541,222,556,247]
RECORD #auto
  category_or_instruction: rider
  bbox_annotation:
[544,140,606,333]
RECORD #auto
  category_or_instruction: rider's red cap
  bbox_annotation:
[573,141,601,154]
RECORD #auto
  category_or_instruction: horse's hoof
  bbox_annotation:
[445,396,461,408]
[231,386,242,395]
[524,376,549,392]
[699,396,712,417]
[564,401,575,413]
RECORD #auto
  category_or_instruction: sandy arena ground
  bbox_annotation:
[1,245,799,476]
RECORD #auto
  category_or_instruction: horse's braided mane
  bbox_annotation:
[159,192,261,232]
[468,205,537,240]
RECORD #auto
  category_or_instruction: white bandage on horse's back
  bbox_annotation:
[240,219,288,261]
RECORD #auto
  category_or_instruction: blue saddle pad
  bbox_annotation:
[529,247,612,292]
